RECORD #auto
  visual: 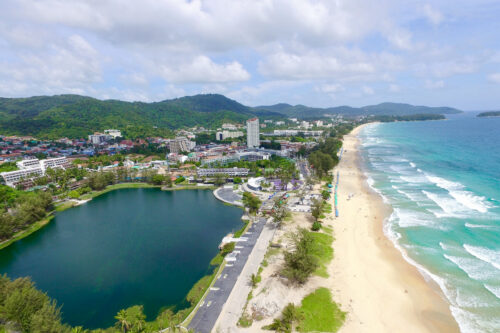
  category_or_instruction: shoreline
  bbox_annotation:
[0,183,216,252]
[0,182,244,331]
[328,123,459,332]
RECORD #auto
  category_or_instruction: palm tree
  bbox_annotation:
[115,309,130,333]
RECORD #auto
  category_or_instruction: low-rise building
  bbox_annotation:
[1,157,70,187]
[197,167,249,177]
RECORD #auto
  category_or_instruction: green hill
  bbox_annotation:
[0,94,282,139]
[255,102,461,118]
[0,94,461,139]
[477,111,500,117]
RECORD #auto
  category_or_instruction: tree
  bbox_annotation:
[242,192,261,215]
[213,173,226,186]
[115,309,131,333]
[233,177,242,184]
[311,198,323,221]
[281,228,319,284]
[271,197,289,228]
[151,174,165,185]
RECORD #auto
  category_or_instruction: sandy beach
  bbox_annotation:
[328,124,460,333]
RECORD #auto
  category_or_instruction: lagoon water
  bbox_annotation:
[0,188,242,329]
[359,113,500,332]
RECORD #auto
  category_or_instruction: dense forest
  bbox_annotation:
[368,113,446,122]
[255,102,461,118]
[0,94,282,139]
[1,94,460,139]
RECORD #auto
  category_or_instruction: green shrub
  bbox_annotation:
[311,221,321,231]
[281,229,319,284]
[221,242,235,256]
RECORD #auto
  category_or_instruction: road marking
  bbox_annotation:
[235,246,244,249]
[223,274,228,279]
[210,287,220,291]
[207,301,212,307]
[226,264,233,267]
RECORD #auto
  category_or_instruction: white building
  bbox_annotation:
[1,157,70,187]
[216,130,244,141]
[222,123,239,130]
[169,137,195,154]
[246,118,260,148]
[88,133,112,145]
[104,129,122,138]
[16,158,41,170]
[40,157,70,172]
[197,167,249,177]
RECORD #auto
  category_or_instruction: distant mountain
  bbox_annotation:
[477,111,500,117]
[0,93,461,139]
[255,102,461,118]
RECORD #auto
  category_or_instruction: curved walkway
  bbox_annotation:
[213,187,243,207]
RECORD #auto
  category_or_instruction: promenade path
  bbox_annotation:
[188,216,272,333]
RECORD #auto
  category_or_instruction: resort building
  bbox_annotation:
[104,129,122,138]
[88,133,112,145]
[246,118,260,148]
[197,167,249,177]
[169,137,195,154]
[1,157,70,187]
[216,130,244,141]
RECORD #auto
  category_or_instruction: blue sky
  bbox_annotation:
[0,0,499,110]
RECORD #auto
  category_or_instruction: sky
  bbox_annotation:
[0,0,499,110]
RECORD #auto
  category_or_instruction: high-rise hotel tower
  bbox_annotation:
[246,118,260,148]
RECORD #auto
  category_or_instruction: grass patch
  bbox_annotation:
[297,288,345,332]
[234,220,249,238]
[322,225,334,234]
[308,231,334,278]
[238,313,253,327]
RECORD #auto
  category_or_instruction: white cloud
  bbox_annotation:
[422,4,444,25]
[488,73,500,83]
[362,86,374,95]
[0,34,101,96]
[387,29,413,50]
[316,83,344,94]
[258,51,376,80]
[425,80,445,89]
[389,84,400,92]
[159,56,250,83]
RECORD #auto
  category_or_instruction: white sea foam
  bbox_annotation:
[426,175,464,191]
[463,244,500,270]
[392,207,444,229]
[409,162,416,168]
[484,284,500,299]
[425,174,491,213]
[465,223,497,230]
[443,254,498,281]
[400,175,428,184]
[449,191,490,213]
[422,190,464,217]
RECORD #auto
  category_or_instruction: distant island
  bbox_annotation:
[0,93,461,139]
[477,111,500,117]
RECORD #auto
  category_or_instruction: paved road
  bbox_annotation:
[188,216,267,333]
[216,187,242,205]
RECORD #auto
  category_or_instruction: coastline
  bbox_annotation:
[0,183,215,252]
[328,124,459,332]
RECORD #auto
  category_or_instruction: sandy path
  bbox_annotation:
[328,124,459,333]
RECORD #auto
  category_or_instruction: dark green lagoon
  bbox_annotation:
[0,188,242,329]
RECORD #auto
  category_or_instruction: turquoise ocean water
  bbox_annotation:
[359,113,500,332]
